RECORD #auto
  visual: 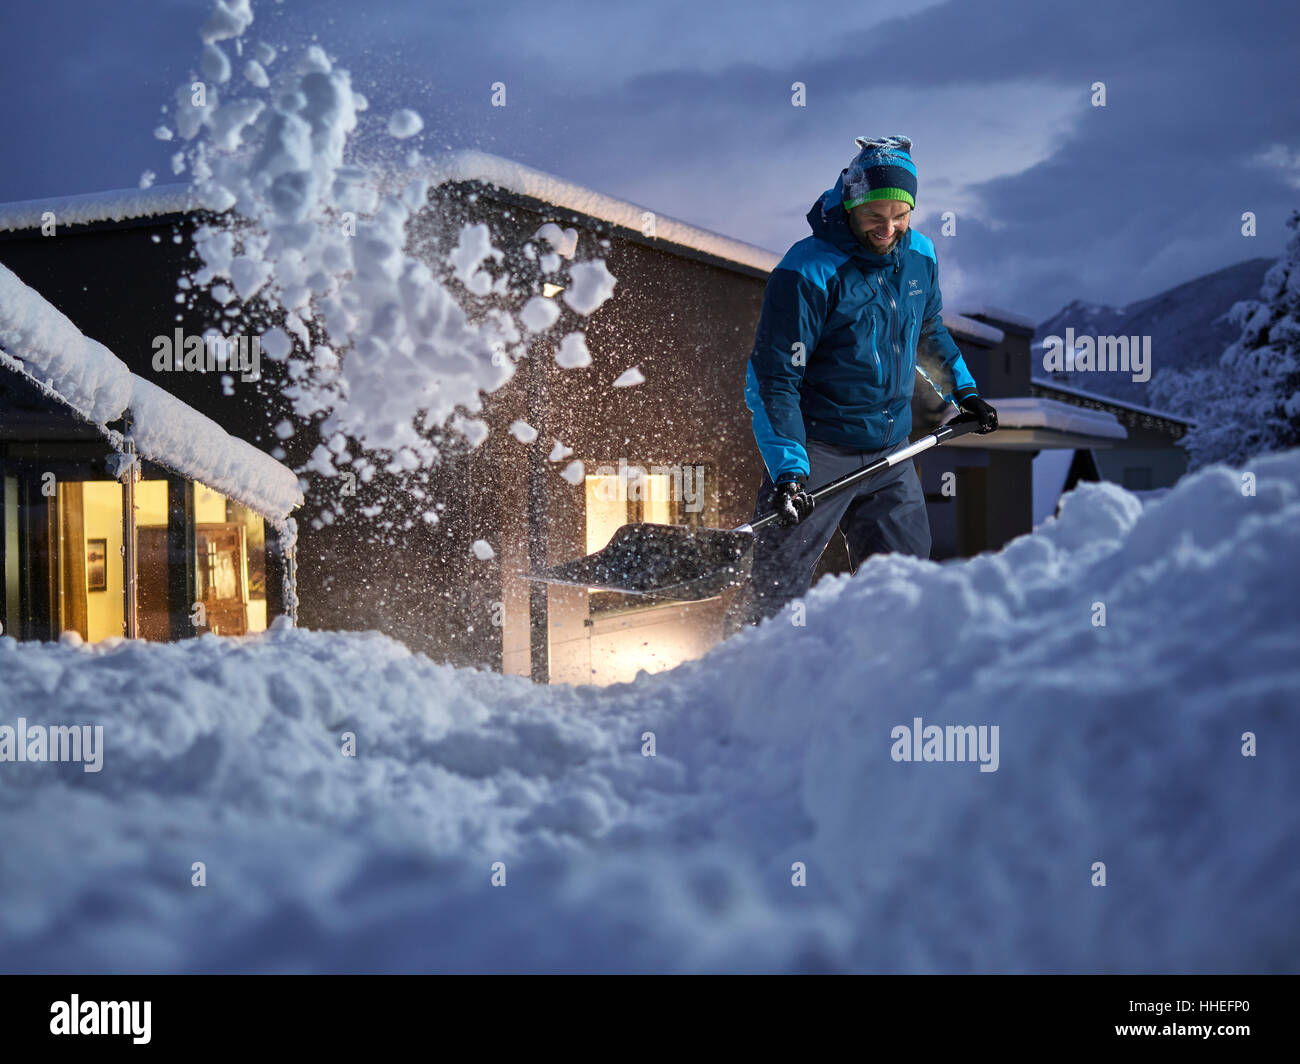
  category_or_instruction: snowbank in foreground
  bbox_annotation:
[1,451,1297,973]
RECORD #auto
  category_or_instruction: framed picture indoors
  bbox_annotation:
[86,538,108,592]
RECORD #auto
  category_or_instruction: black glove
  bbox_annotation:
[960,394,999,433]
[775,479,815,527]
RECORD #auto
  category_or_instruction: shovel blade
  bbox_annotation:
[526,523,755,601]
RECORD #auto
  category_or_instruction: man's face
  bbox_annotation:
[847,200,911,253]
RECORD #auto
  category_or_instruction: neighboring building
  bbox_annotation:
[0,154,1188,684]
[0,263,301,644]
[1028,377,1194,498]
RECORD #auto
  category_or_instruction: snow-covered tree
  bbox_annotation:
[1151,209,1300,470]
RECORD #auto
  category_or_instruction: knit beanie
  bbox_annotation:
[842,134,918,210]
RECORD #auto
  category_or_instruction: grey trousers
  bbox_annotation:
[726,436,931,628]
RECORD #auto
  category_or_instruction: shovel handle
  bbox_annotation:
[741,413,990,533]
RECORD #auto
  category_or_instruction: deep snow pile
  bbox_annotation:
[1,450,1297,973]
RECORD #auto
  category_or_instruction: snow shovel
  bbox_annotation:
[526,412,991,602]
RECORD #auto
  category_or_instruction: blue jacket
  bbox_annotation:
[745,172,980,482]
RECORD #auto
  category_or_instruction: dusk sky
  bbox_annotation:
[1,0,1297,321]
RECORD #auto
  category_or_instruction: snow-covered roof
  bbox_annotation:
[0,185,223,233]
[0,261,301,522]
[0,154,785,274]
[986,397,1127,439]
[1030,377,1196,427]
[957,304,1038,333]
[417,150,783,273]
[942,312,1005,346]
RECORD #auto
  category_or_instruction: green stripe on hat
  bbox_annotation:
[844,188,916,210]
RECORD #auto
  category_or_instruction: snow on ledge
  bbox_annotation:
[418,150,783,274]
[0,261,300,521]
[942,312,1005,346]
[0,185,223,233]
[1030,377,1197,427]
[0,261,132,422]
[127,376,303,522]
[990,397,1127,440]
[956,304,1037,333]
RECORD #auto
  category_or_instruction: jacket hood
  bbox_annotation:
[807,170,908,269]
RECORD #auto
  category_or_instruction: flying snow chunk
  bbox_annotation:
[457,417,490,449]
[563,260,617,315]
[520,296,560,333]
[470,539,495,560]
[555,332,592,369]
[244,60,269,88]
[448,223,501,296]
[613,367,645,388]
[560,460,585,485]
[230,255,271,301]
[549,440,574,462]
[388,109,424,139]
[534,223,579,260]
[139,171,156,190]
[509,420,539,444]
[153,125,174,141]
[201,42,232,84]
[260,327,293,362]
[201,0,255,43]
[274,419,294,440]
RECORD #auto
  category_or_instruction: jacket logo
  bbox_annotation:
[908,279,919,288]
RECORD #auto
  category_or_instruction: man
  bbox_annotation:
[728,134,998,627]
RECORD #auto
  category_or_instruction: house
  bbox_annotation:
[1027,377,1194,506]
[0,152,1188,683]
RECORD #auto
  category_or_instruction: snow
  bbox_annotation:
[941,312,1005,346]
[612,367,645,388]
[562,260,617,316]
[0,262,132,423]
[957,303,1037,332]
[983,397,1127,440]
[554,331,592,369]
[201,41,233,84]
[508,420,538,444]
[419,149,782,273]
[201,0,253,43]
[1033,378,1197,427]
[548,440,573,462]
[127,376,303,522]
[518,296,560,333]
[534,222,578,260]
[559,459,585,485]
[0,449,1296,972]
[259,326,293,361]
[470,539,495,560]
[0,184,224,233]
[387,109,424,139]
[0,260,300,522]
[147,27,540,472]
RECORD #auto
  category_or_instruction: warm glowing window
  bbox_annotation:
[583,461,713,613]
[193,483,268,635]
